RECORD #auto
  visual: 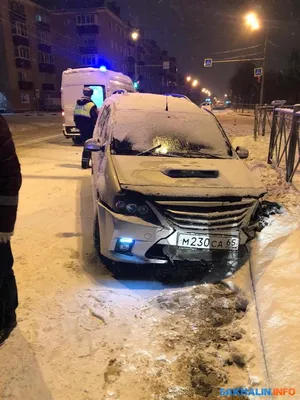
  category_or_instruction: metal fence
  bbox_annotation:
[253,105,275,138]
[267,105,300,183]
[253,104,296,139]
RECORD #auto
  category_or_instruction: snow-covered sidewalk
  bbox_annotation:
[220,113,300,391]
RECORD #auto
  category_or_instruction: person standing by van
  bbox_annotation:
[0,115,22,346]
[74,87,98,169]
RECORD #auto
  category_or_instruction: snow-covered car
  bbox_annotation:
[85,93,266,265]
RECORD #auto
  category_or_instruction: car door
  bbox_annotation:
[92,105,112,197]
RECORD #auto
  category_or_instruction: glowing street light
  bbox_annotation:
[202,88,206,93]
[192,79,199,87]
[224,94,228,97]
[131,31,139,41]
[186,76,192,82]
[131,30,140,82]
[245,11,267,105]
[245,12,260,31]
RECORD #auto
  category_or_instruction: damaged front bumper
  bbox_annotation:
[96,198,261,265]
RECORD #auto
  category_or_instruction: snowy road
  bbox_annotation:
[0,114,299,399]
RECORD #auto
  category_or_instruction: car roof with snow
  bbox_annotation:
[107,93,205,114]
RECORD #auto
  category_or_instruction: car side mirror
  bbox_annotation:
[236,146,249,159]
[84,139,105,152]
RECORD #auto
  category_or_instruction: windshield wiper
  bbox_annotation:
[189,151,228,159]
[137,144,161,156]
[165,151,228,159]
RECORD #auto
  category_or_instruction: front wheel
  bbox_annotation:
[72,136,83,145]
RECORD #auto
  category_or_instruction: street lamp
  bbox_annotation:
[224,94,228,97]
[245,11,268,105]
[131,31,139,41]
[131,30,139,81]
[202,88,206,93]
[192,79,199,87]
[245,12,260,31]
[186,76,192,82]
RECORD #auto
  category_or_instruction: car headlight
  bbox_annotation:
[112,194,158,224]
[126,203,138,214]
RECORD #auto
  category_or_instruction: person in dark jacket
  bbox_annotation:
[74,87,98,169]
[0,115,22,346]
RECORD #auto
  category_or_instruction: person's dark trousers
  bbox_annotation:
[81,147,91,169]
[80,129,92,169]
[0,242,18,332]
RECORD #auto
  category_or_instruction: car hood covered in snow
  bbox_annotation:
[112,155,266,198]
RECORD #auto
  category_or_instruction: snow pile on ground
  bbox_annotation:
[102,284,258,400]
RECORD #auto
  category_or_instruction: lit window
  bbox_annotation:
[36,14,49,24]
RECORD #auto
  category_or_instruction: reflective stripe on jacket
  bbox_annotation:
[74,102,94,118]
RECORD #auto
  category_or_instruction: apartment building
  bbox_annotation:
[51,4,130,80]
[0,0,57,111]
[0,0,130,111]
[0,0,178,111]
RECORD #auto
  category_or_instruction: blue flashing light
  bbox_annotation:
[99,65,107,72]
[119,238,134,244]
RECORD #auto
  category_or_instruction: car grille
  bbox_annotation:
[153,198,258,232]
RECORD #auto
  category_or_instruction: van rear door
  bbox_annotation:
[83,85,105,108]
[62,85,83,127]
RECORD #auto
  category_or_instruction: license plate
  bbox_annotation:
[177,234,239,251]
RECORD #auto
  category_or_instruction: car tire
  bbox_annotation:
[72,136,83,145]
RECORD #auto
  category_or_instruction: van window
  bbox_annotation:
[84,85,105,108]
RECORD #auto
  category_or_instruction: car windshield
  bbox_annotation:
[111,110,231,158]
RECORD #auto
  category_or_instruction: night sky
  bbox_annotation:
[119,0,300,96]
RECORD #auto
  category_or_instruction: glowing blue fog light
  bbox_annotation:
[119,238,134,244]
[116,237,135,254]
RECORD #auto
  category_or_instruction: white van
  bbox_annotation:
[61,67,135,144]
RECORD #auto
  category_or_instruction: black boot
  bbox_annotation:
[0,318,17,346]
[0,271,18,346]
